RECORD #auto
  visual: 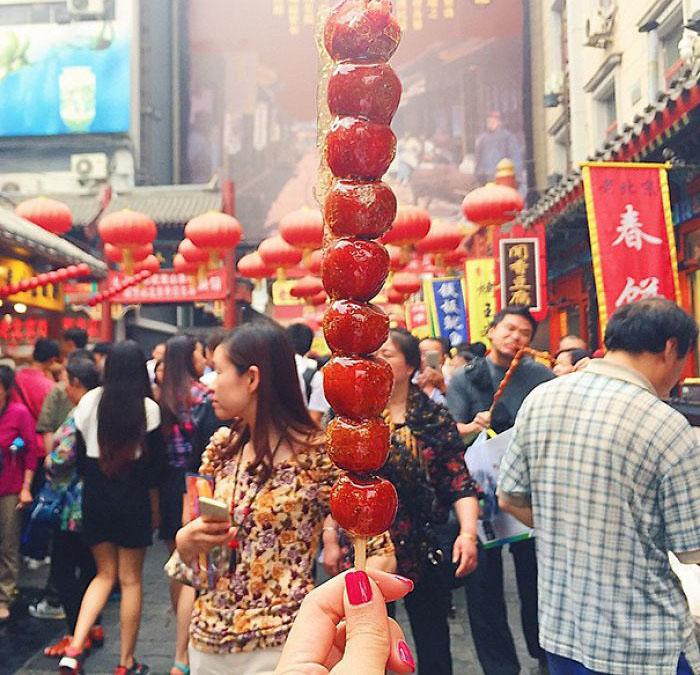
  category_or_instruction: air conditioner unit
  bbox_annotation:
[71,153,109,181]
[0,174,40,195]
[585,5,616,48]
[67,0,105,18]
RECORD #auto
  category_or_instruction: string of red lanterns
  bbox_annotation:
[86,270,153,307]
[0,263,91,299]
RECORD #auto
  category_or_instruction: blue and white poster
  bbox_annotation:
[429,277,469,346]
[0,1,133,137]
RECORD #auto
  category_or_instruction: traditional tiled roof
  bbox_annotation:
[522,67,700,228]
[16,184,222,229]
[0,207,107,276]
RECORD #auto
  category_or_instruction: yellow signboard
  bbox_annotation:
[464,258,495,347]
[272,280,304,306]
[0,258,64,312]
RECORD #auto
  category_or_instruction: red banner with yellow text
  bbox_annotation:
[582,162,681,331]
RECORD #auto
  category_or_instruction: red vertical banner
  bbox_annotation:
[582,162,681,331]
[493,222,549,323]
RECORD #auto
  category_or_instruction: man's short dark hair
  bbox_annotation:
[420,336,450,356]
[286,323,314,356]
[33,338,60,364]
[63,328,88,349]
[68,348,96,364]
[206,328,229,353]
[92,342,113,357]
[467,341,488,358]
[604,298,698,357]
[491,305,538,335]
[66,358,101,391]
[0,365,15,393]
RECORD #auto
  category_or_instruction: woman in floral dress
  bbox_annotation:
[166,321,394,674]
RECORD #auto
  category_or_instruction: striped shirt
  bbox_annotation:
[499,359,700,674]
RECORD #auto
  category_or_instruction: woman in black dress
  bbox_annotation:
[59,341,165,675]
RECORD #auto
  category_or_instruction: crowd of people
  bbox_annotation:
[0,298,698,675]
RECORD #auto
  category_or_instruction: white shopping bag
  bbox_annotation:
[465,428,534,549]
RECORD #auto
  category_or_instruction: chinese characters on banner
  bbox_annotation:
[582,162,681,330]
[427,277,469,346]
[464,258,496,347]
[405,301,432,339]
[493,223,548,322]
[107,270,226,305]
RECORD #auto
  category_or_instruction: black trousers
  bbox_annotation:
[52,530,98,634]
[463,538,543,675]
[404,558,454,675]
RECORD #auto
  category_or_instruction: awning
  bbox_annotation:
[41,183,223,229]
[523,68,700,229]
[0,207,107,277]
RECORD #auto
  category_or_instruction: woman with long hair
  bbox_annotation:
[166,320,394,674]
[0,365,38,622]
[59,341,165,675]
[158,335,206,675]
[324,329,480,675]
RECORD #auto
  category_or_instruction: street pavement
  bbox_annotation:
[10,541,540,674]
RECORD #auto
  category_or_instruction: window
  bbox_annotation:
[660,17,684,85]
[597,85,617,140]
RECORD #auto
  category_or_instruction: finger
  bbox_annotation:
[386,618,414,673]
[335,572,391,672]
[276,569,413,671]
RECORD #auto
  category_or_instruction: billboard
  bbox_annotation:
[0,1,133,137]
[183,0,527,242]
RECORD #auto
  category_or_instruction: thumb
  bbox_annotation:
[334,570,390,674]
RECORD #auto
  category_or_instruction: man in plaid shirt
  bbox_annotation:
[499,298,700,675]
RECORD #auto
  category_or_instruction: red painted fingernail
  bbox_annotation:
[345,570,372,605]
[397,640,415,671]
[394,575,414,591]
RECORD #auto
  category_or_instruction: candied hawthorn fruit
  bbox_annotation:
[330,473,398,537]
[324,0,401,63]
[323,355,393,419]
[326,117,396,181]
[328,62,402,125]
[327,417,390,474]
[324,180,397,240]
[322,238,389,302]
[323,299,389,355]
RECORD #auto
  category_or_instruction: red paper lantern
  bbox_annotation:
[18,280,31,292]
[104,242,152,265]
[386,244,407,272]
[173,253,198,276]
[437,246,468,270]
[305,249,324,276]
[290,276,325,299]
[178,239,209,265]
[15,197,72,235]
[309,291,328,306]
[279,207,324,254]
[134,255,160,275]
[258,235,304,280]
[185,212,243,264]
[66,265,79,278]
[76,263,90,276]
[386,288,406,305]
[237,252,276,280]
[462,183,524,228]
[414,220,463,256]
[391,272,421,296]
[381,205,431,248]
[98,210,157,273]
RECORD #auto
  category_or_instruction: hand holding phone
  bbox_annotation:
[198,496,230,522]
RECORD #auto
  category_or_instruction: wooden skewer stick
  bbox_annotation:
[354,536,367,571]
[488,347,554,416]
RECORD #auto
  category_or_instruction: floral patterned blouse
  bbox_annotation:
[165,426,394,655]
[340,385,476,583]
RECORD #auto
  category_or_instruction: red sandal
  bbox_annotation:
[44,635,72,658]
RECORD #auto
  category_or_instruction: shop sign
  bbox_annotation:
[426,277,468,346]
[582,162,681,330]
[0,258,64,312]
[464,258,496,347]
[405,301,432,339]
[107,270,226,305]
